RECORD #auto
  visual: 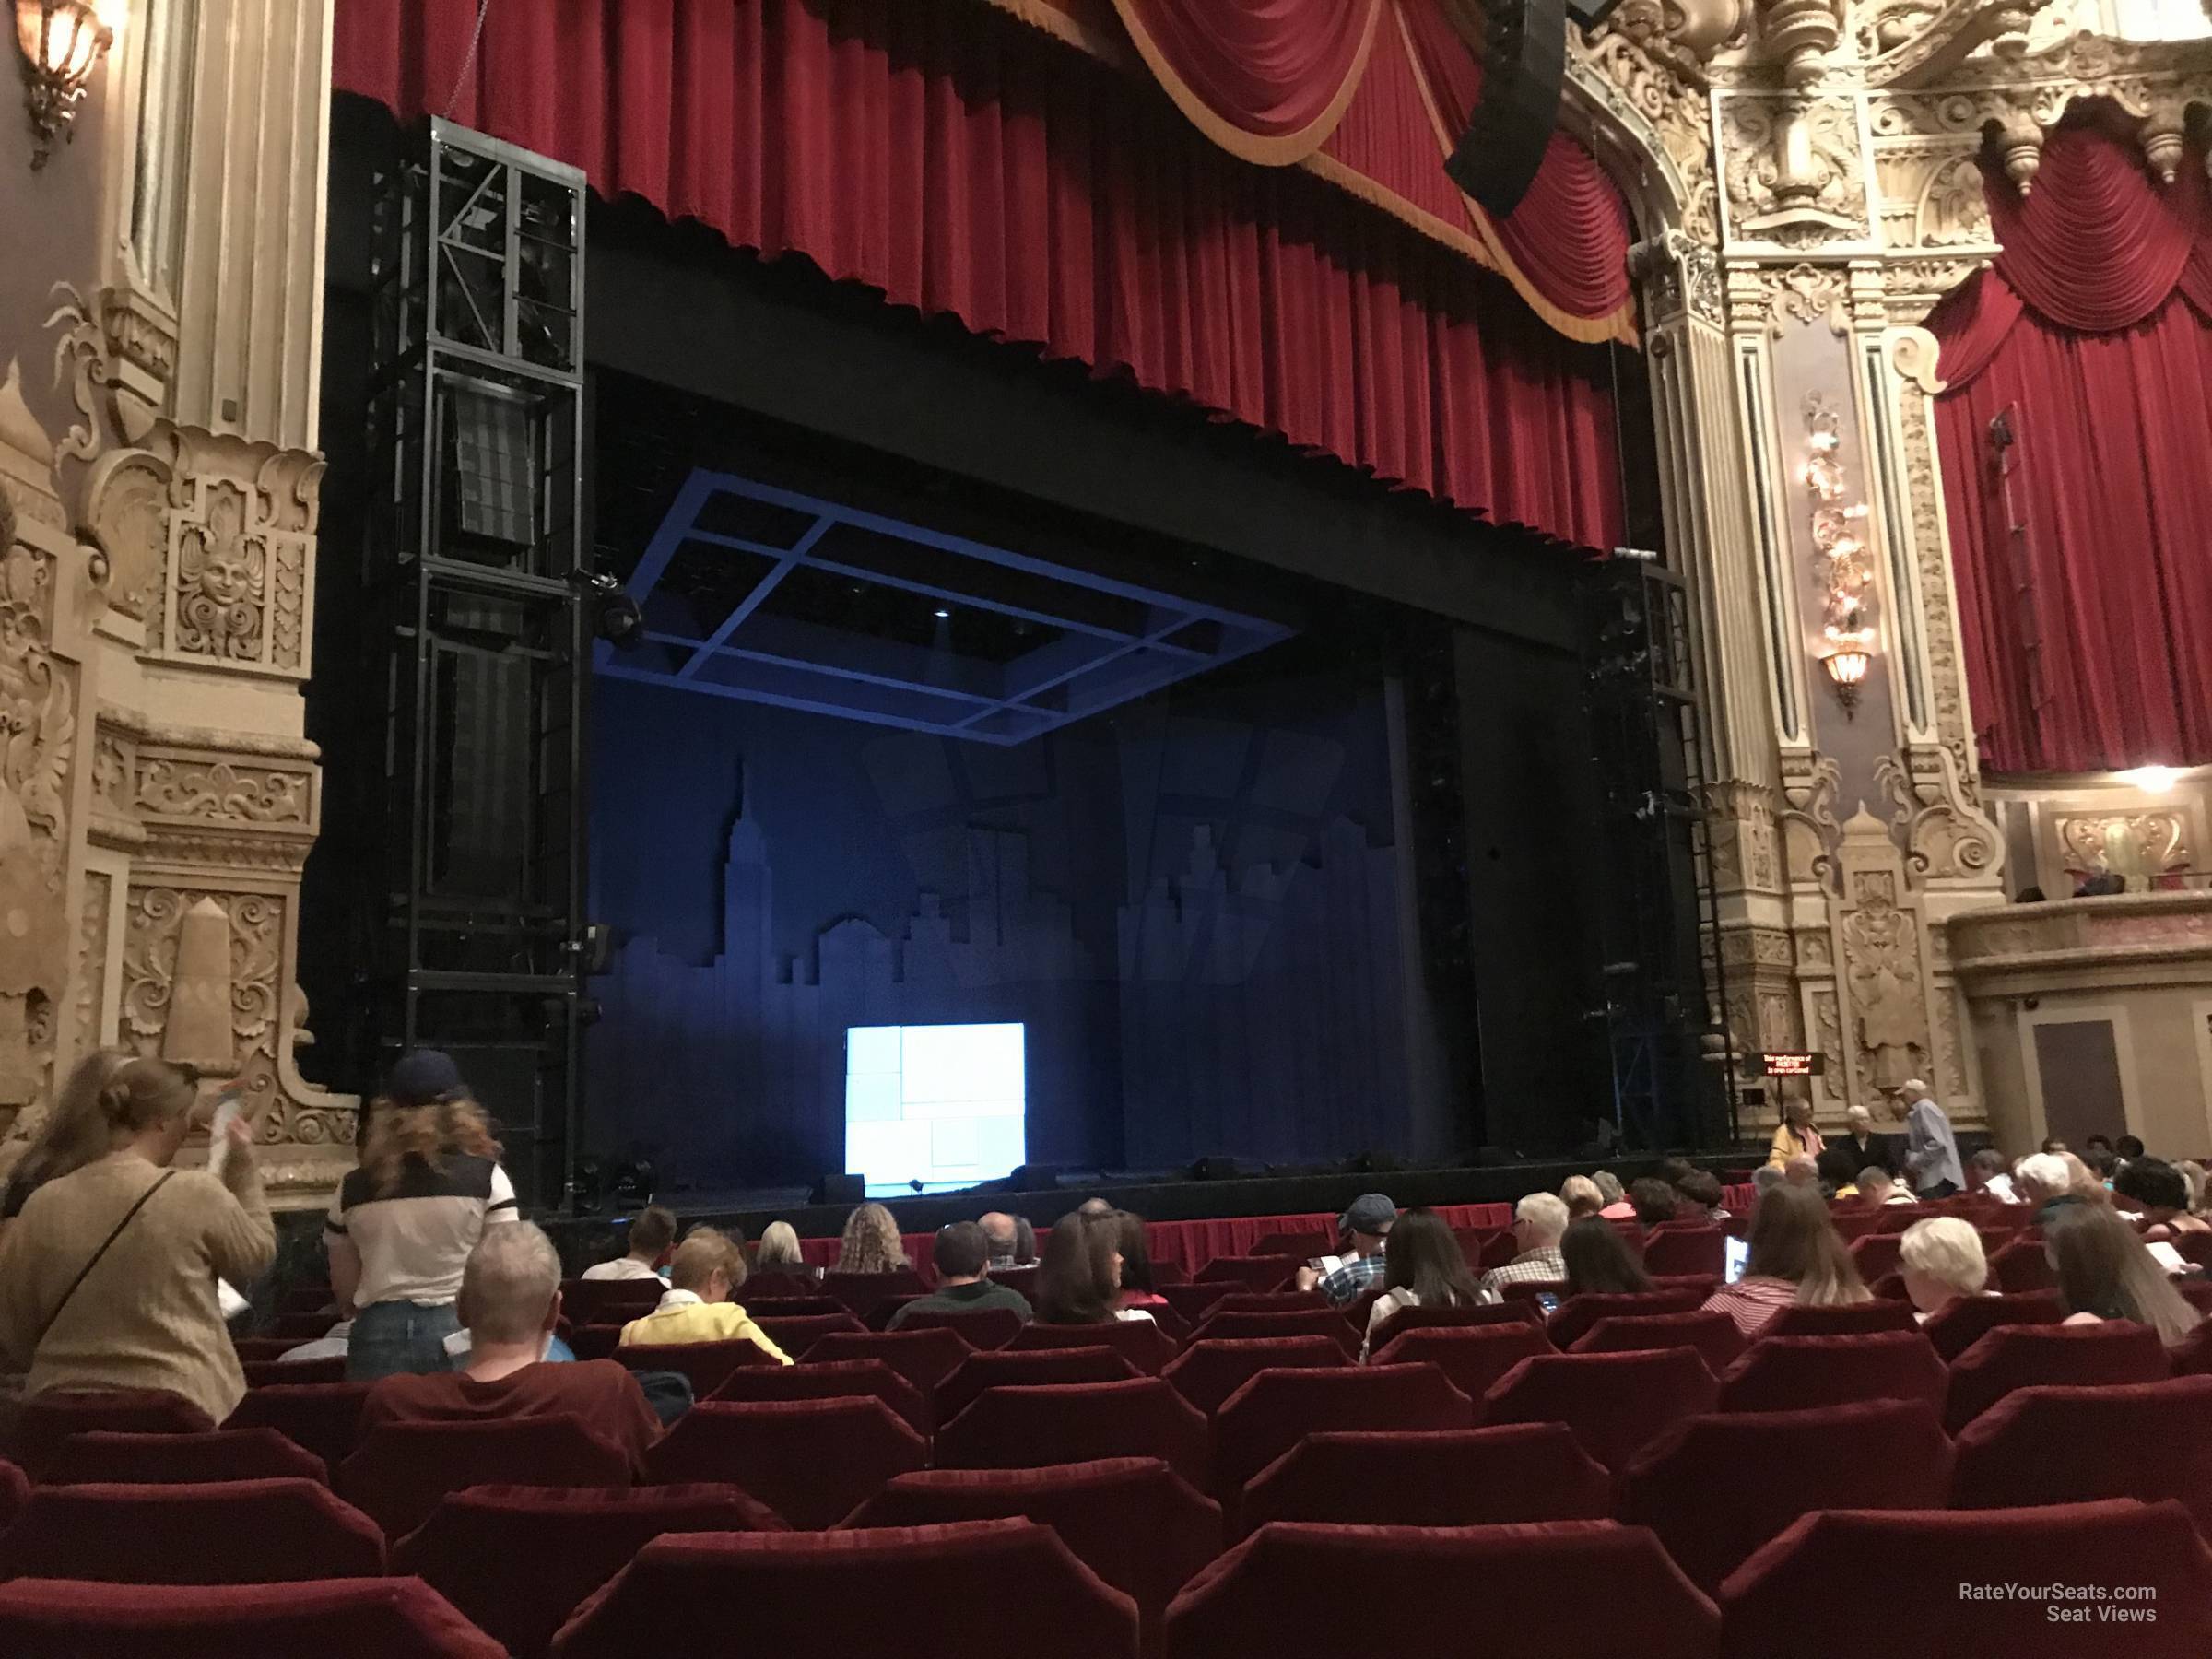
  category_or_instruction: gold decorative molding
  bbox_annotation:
[1722,95,1872,248]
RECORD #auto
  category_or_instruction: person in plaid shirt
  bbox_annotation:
[1294,1193,1398,1305]
[1476,1193,1570,1303]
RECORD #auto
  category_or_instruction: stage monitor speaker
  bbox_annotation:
[1010,1162,1068,1191]
[1442,0,1569,217]
[811,1172,865,1206]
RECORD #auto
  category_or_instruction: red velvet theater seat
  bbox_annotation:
[1203,1291,1328,1315]
[44,1427,328,1487]
[1212,1364,1474,1510]
[225,1382,373,1471]
[1847,1234,1905,1283]
[338,1416,630,1539]
[242,1356,347,1387]
[1366,1300,1545,1353]
[1193,1256,1298,1292]
[1950,1377,2212,1537]
[610,1337,777,1399]
[709,1355,929,1435]
[10,1388,214,1479]
[1570,1311,1747,1374]
[1006,1318,1179,1376]
[1159,1336,1347,1418]
[1239,1424,1611,1535]
[1163,1521,1719,1659]
[643,1397,924,1528]
[1761,1300,1921,1339]
[0,1477,385,1584]
[801,1327,975,1423]
[558,1278,665,1325]
[935,1345,1140,1426]
[0,1459,24,1531]
[1943,1320,2171,1431]
[750,1312,866,1354]
[1545,1290,1706,1349]
[1719,1500,2212,1658]
[1159,1283,1237,1325]
[935,1378,1212,1490]
[1716,1331,1947,1415]
[393,1482,784,1659]
[1641,1228,1727,1279]
[845,1458,1220,1659]
[1370,1324,1553,1406]
[1920,1289,2065,1363]
[0,1576,503,1656]
[892,1305,1025,1349]
[548,1518,1137,1659]
[1483,1347,1720,1473]
[739,1293,849,1319]
[1186,1308,1358,1358]
[1988,1237,2059,1293]
[1616,1399,1953,1594]
[819,1269,929,1323]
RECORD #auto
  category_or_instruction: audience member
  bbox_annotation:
[1077,1197,1115,1219]
[0,1053,272,1428]
[1830,1104,1890,1177]
[1361,1206,1480,1360]
[2062,1152,2113,1206]
[1750,1165,1785,1201]
[1783,1155,1820,1187]
[1767,1099,1825,1168]
[1592,1171,1635,1219]
[2087,1148,2120,1182]
[1294,1194,1397,1305]
[888,1222,1033,1329]
[1675,1170,1729,1222]
[2116,1135,2146,1163]
[2083,1134,2114,1159]
[1477,1194,1570,1304]
[326,1050,518,1381]
[1858,1168,1913,1206]
[582,1206,677,1281]
[1560,1217,1653,1297]
[979,1211,1019,1270]
[1012,1215,1039,1265]
[1897,1078,1963,1199]
[1034,1212,1153,1325]
[1105,1210,1169,1313]
[1700,1184,1868,1340]
[1626,1178,1678,1228]
[2045,1204,2203,1347]
[618,1228,792,1362]
[831,1202,908,1276]
[2015,1153,2079,1225]
[751,1219,819,1280]
[1815,1147,1859,1199]
[2041,1137,2069,1156]
[1559,1175,1605,1220]
[2112,1158,2210,1238]
[1966,1148,2018,1204]
[2181,1161,2210,1217]
[1898,1217,1988,1321]
[361,1224,663,1473]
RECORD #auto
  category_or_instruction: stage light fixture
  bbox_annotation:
[572,569,644,649]
[14,0,116,170]
[933,606,952,619]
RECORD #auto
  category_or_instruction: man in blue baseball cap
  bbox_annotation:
[1293,1192,1397,1305]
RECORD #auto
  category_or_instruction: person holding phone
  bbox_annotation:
[0,1051,273,1428]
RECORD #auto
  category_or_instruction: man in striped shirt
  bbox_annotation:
[1477,1193,1570,1303]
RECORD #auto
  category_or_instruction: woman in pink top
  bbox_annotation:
[1702,1184,1869,1340]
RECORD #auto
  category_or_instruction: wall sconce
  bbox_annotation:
[14,0,115,171]
[1802,394,1875,720]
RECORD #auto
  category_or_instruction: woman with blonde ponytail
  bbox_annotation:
[0,1049,272,1426]
[326,1049,520,1380]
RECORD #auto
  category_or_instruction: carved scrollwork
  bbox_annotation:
[1779,749,1843,888]
[121,886,284,1130]
[1876,747,2006,884]
[1575,26,1724,244]
[1630,231,1726,324]
[135,759,311,825]
[1724,96,1872,246]
[155,429,320,677]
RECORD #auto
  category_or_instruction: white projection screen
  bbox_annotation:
[845,1023,1027,1195]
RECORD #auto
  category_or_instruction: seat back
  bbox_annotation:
[1950,1376,2212,1537]
[0,1576,505,1657]
[1370,1324,1554,1406]
[799,1328,974,1428]
[47,1427,327,1488]
[1212,1364,1475,1512]
[1944,1321,2172,1431]
[739,1293,847,1318]
[1617,1400,1952,1594]
[1164,1520,1720,1659]
[1761,1300,1921,1339]
[222,1382,372,1472]
[337,1415,629,1538]
[0,1477,386,1584]
[820,1269,928,1321]
[1005,1319,1177,1376]
[1365,1300,1543,1353]
[393,1482,783,1659]
[1847,1234,1905,1282]
[935,1377,1212,1490]
[10,1389,215,1479]
[567,1324,624,1361]
[242,1356,347,1387]
[0,1459,24,1532]
[1159,1337,1347,1418]
[548,1517,1137,1659]
[1921,1290,2065,1363]
[707,1357,929,1436]
[1249,1230,1332,1257]
[1187,1309,1357,1358]
[1721,1500,2212,1658]
[751,1312,866,1353]
[846,1458,1219,1657]
[1639,1228,1726,1278]
[559,1278,665,1326]
[1868,1205,1936,1234]
[1989,1237,2059,1293]
[1544,1290,1704,1349]
[1482,1348,1720,1473]
[935,1346,1139,1427]
[1569,1312,1746,1374]
[892,1306,1025,1350]
[640,1397,925,1529]
[1717,1331,1947,1415]
[1193,1256,1297,1292]
[990,1265,1041,1300]
[611,1337,777,1399]
[1201,1291,1329,1315]
[1238,1425,1610,1536]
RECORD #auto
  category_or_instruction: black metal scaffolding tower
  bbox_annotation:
[357,120,589,1208]
[1582,554,1735,1150]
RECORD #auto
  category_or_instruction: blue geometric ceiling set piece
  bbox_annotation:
[598,469,1293,744]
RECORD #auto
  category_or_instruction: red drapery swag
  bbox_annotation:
[333,0,1625,550]
[1927,125,2212,773]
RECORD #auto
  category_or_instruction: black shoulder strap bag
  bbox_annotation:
[32,1169,177,1349]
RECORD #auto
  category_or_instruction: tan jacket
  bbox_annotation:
[0,1151,275,1426]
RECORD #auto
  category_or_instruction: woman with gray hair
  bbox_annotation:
[1897,1217,1988,1321]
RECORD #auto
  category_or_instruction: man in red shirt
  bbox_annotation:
[359,1220,661,1474]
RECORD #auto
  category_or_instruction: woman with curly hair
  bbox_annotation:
[830,1202,909,1276]
[326,1050,517,1381]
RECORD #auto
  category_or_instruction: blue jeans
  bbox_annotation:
[347,1300,461,1381]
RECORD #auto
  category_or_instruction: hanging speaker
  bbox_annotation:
[1442,0,1569,217]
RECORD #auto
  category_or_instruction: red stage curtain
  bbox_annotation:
[1107,0,1386,163]
[333,0,1622,548]
[1928,126,2212,772]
